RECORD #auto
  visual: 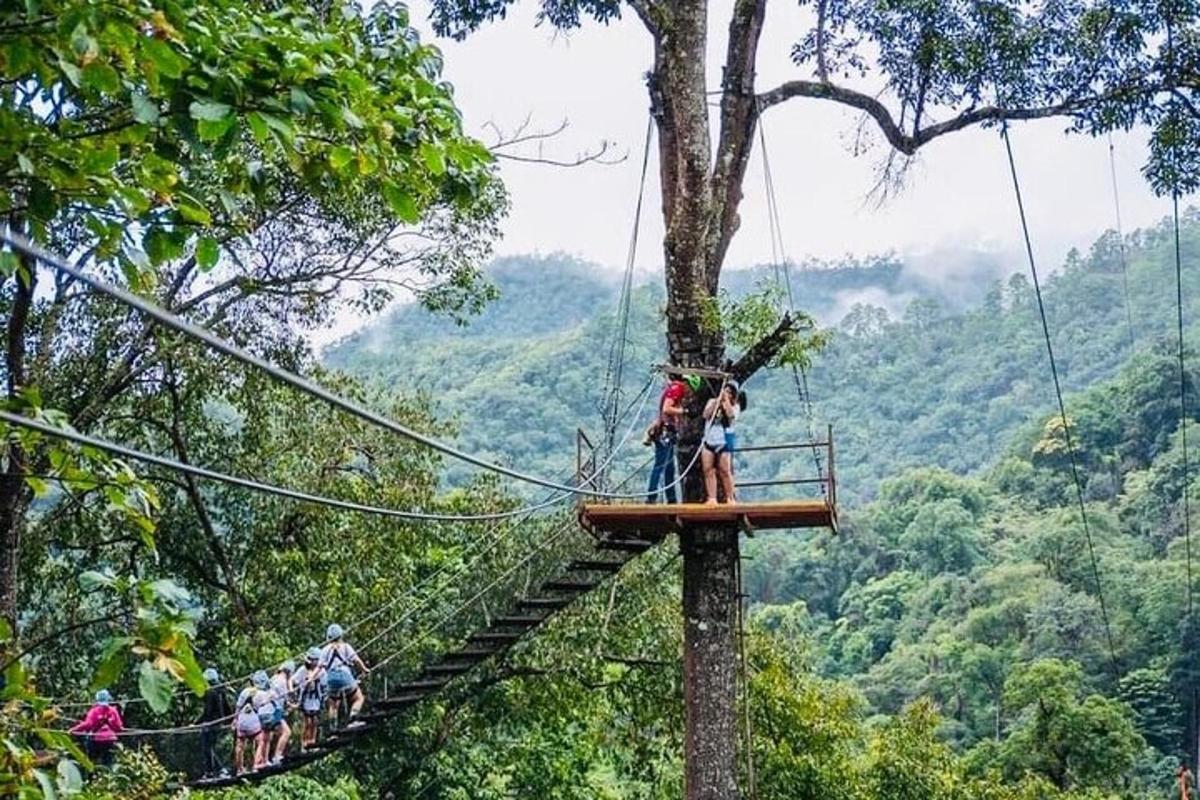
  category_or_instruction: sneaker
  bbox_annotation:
[345,720,365,729]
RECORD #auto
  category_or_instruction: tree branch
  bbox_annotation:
[727,312,803,382]
[707,0,768,288]
[755,79,1143,156]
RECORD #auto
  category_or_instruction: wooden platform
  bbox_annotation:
[579,500,836,535]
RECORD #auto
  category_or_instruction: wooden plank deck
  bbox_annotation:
[579,500,836,534]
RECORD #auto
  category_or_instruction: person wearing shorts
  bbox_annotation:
[293,648,327,750]
[267,661,294,764]
[702,381,739,505]
[320,624,369,727]
[232,678,267,774]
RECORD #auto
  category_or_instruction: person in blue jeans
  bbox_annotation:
[646,374,701,503]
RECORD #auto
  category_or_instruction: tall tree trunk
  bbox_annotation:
[0,235,36,632]
[649,1,747,794]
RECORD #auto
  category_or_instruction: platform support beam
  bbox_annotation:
[682,525,740,800]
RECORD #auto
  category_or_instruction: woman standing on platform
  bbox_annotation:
[702,381,739,505]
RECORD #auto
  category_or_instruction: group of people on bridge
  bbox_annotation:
[70,623,370,778]
[645,373,747,505]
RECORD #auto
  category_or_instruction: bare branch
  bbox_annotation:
[485,117,626,168]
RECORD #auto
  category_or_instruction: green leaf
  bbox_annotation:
[131,92,160,124]
[259,112,295,146]
[24,475,49,498]
[32,768,56,800]
[188,100,232,122]
[290,86,317,114]
[176,198,212,225]
[143,38,188,80]
[328,145,355,171]
[79,570,116,591]
[195,236,219,270]
[81,61,120,94]
[419,141,446,175]
[143,227,185,265]
[342,106,365,129]
[138,661,174,714]
[196,115,236,142]
[0,252,20,278]
[82,142,119,174]
[92,637,132,691]
[172,637,208,697]
[384,184,420,223]
[245,111,270,143]
[56,759,83,794]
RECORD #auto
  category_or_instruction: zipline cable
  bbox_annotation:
[0,374,657,531]
[757,110,827,500]
[601,115,654,463]
[0,410,570,523]
[1162,7,1200,771]
[1107,133,1138,350]
[1175,191,1195,621]
[0,232,681,501]
[1001,123,1120,676]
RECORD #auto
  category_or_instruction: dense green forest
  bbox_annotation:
[326,214,1200,503]
[322,217,1200,798]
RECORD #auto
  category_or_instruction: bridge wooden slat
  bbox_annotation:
[579,500,834,534]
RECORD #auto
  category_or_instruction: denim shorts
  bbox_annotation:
[327,668,357,694]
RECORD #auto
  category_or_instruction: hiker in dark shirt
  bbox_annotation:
[197,668,234,777]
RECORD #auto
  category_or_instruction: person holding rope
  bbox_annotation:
[232,672,272,774]
[69,689,124,767]
[197,668,233,777]
[702,380,740,505]
[321,624,369,727]
[293,648,328,750]
[268,660,295,764]
[645,373,701,504]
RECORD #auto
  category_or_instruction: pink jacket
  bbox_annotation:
[69,704,124,744]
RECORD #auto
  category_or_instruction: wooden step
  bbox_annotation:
[493,615,545,626]
[517,598,572,610]
[567,560,623,572]
[542,580,599,592]
[596,538,655,552]
[375,693,426,709]
[469,632,523,644]
[443,647,497,660]
[424,662,474,675]
[390,679,449,693]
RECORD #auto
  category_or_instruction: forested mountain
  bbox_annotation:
[326,213,1199,502]
[315,216,1200,797]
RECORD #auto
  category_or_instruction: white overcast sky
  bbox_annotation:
[406,0,1171,273]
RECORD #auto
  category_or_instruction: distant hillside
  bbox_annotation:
[325,214,1199,502]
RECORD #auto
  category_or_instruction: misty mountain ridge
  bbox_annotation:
[331,246,1015,359]
[325,215,1198,504]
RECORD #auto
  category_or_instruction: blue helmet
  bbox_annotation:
[202,668,220,684]
[326,623,344,640]
[305,647,321,664]
[252,670,270,690]
[94,689,112,705]
[280,660,296,674]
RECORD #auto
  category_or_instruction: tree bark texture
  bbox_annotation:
[0,233,35,631]
[647,0,767,796]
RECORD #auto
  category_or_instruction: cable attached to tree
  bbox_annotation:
[1107,133,1138,351]
[756,108,827,501]
[1001,123,1120,677]
[601,115,654,468]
